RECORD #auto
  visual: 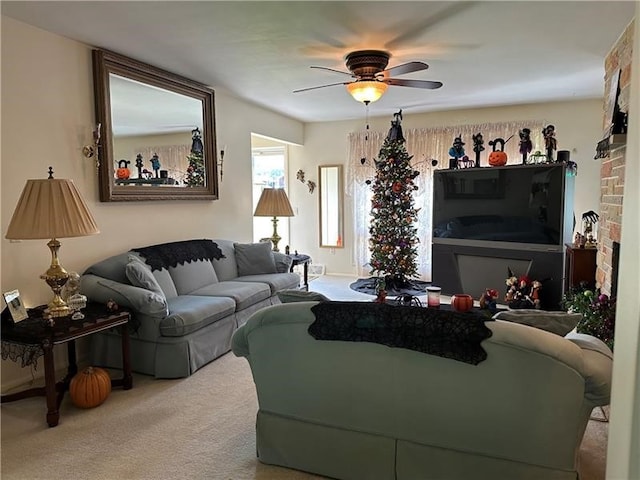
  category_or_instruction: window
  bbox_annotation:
[252,146,290,246]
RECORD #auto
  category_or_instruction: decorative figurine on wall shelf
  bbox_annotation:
[116,160,131,180]
[542,124,557,162]
[472,132,484,168]
[448,135,466,169]
[150,154,161,178]
[518,128,533,164]
[135,153,144,178]
[487,135,513,166]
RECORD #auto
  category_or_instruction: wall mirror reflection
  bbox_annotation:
[319,165,344,248]
[92,49,218,201]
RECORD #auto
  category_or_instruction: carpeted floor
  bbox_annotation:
[0,275,608,479]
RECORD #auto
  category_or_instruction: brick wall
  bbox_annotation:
[597,20,635,295]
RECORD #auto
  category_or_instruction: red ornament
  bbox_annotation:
[392,181,403,193]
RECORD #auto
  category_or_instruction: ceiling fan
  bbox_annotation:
[293,50,443,104]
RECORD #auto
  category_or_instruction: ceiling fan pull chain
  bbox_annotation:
[365,100,370,141]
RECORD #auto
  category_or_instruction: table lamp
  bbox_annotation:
[253,188,294,252]
[5,169,100,318]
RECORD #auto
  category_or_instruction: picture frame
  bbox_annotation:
[3,289,29,323]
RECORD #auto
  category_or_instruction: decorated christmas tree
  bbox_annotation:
[368,111,421,290]
[185,127,205,187]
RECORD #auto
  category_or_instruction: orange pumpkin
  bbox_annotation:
[488,150,508,166]
[69,366,112,408]
[451,294,474,312]
[117,159,131,179]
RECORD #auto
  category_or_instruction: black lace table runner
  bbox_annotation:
[309,301,493,365]
[132,239,225,271]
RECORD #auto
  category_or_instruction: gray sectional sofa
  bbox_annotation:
[80,239,300,378]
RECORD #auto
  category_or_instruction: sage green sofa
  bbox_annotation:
[80,239,299,378]
[232,301,613,480]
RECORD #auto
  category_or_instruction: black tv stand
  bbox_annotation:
[432,242,564,310]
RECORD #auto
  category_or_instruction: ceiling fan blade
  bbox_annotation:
[380,61,429,78]
[383,78,443,89]
[310,65,354,77]
[293,81,350,93]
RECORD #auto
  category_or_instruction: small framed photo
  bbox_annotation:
[3,289,29,323]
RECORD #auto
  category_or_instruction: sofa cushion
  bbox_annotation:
[125,256,166,299]
[210,239,239,281]
[160,295,236,337]
[492,309,582,336]
[190,281,271,311]
[83,252,132,284]
[272,252,293,273]
[277,289,330,303]
[168,259,219,295]
[128,252,178,299]
[80,274,168,318]
[234,242,277,276]
[236,273,300,294]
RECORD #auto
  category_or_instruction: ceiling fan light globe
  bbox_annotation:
[346,81,388,103]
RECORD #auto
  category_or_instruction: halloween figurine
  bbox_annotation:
[191,127,204,154]
[519,128,533,164]
[448,135,465,169]
[472,132,484,168]
[150,153,161,178]
[135,153,144,178]
[116,159,131,180]
[479,288,499,313]
[542,124,557,162]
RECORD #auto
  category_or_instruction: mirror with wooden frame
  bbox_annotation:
[92,49,218,201]
[318,165,344,248]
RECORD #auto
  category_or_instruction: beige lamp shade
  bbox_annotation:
[253,188,294,217]
[5,178,100,240]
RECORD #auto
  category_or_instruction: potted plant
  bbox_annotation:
[561,284,616,350]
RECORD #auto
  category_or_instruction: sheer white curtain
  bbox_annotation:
[347,120,546,280]
[136,144,191,184]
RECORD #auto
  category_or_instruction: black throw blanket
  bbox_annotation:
[309,302,493,365]
[132,239,225,271]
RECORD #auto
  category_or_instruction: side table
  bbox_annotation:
[289,254,312,291]
[1,303,132,427]
[564,243,597,291]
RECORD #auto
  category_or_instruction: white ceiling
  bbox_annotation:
[2,1,635,123]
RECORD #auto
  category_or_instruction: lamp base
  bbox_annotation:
[41,238,72,318]
[270,216,282,252]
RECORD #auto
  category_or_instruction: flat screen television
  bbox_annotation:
[432,164,573,251]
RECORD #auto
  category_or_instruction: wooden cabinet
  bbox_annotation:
[564,244,597,291]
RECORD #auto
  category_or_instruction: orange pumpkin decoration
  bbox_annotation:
[69,366,112,408]
[451,294,474,312]
[488,150,508,166]
[116,159,131,179]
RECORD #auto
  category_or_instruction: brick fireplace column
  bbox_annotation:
[597,20,635,296]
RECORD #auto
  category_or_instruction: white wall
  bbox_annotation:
[0,16,303,390]
[289,100,603,275]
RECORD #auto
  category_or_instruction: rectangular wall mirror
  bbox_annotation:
[92,49,218,201]
[319,165,344,248]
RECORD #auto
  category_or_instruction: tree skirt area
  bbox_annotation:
[350,277,430,297]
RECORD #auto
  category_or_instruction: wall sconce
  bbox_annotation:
[218,145,226,181]
[82,123,102,171]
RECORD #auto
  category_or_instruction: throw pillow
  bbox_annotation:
[492,309,582,336]
[125,257,166,299]
[277,290,330,303]
[234,242,277,276]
